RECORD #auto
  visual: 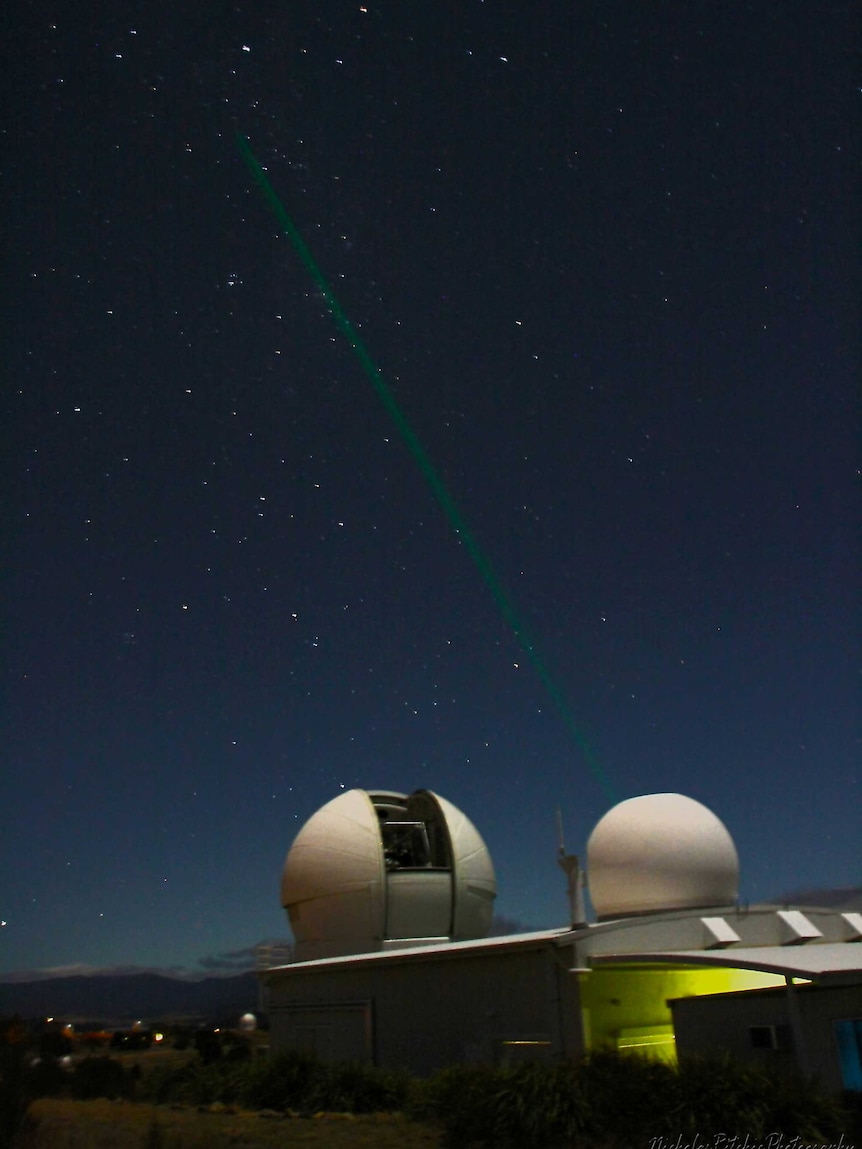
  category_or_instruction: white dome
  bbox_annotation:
[281,788,496,959]
[281,790,386,957]
[431,792,498,938]
[587,793,739,920]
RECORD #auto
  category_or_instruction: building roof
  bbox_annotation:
[260,906,862,982]
[261,926,571,975]
[589,942,862,980]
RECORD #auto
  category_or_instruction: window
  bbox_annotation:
[381,821,432,869]
[748,1024,792,1051]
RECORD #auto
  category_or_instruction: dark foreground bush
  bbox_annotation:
[135,1045,855,1145]
[841,1089,862,1144]
[236,1052,409,1114]
[316,1058,410,1113]
[234,1049,323,1111]
[139,1049,410,1115]
[674,1052,848,1143]
[419,1050,854,1148]
[138,1057,245,1106]
[1,1056,138,1146]
[576,1048,678,1142]
[71,1055,135,1100]
[422,1060,591,1148]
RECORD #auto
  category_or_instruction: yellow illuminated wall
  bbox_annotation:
[578,964,785,1062]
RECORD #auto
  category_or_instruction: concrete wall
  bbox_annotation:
[264,942,585,1075]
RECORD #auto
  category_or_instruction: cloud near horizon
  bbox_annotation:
[0,941,290,985]
[196,945,264,972]
[0,962,195,984]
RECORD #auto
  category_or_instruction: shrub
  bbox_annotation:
[423,1061,592,1148]
[139,1048,411,1116]
[24,1058,68,1099]
[139,1060,222,1106]
[71,1056,133,1100]
[675,1053,848,1142]
[840,1089,862,1144]
[491,1061,592,1148]
[575,1048,681,1142]
[316,1060,410,1114]
[422,1063,501,1148]
[223,1035,251,1061]
[193,1028,222,1064]
[234,1049,322,1112]
[421,1051,853,1148]
[134,1043,853,1143]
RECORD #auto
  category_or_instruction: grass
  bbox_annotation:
[20,1097,446,1148]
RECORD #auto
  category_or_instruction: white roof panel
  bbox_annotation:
[590,942,862,979]
[263,926,571,973]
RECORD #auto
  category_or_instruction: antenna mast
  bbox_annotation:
[556,810,586,928]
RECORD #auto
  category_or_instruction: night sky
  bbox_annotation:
[3,1,858,977]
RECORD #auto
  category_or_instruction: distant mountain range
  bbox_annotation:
[0,971,260,1024]
[2,889,858,1025]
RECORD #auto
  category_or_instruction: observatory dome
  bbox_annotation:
[281,789,496,960]
[586,792,739,920]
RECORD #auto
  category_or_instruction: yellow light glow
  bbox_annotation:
[579,963,786,1064]
[618,1037,676,1049]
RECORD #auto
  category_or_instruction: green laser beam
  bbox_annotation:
[236,132,615,803]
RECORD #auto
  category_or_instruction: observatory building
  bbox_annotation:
[280,789,496,961]
[260,790,862,1092]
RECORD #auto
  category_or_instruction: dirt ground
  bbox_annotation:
[17,1097,446,1148]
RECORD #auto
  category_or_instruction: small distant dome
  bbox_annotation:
[281,788,496,960]
[587,793,739,920]
[238,1013,257,1033]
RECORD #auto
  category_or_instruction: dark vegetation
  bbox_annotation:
[419,1052,861,1147]
[2,1014,860,1148]
[139,1048,410,1114]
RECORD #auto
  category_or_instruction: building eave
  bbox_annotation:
[588,942,862,981]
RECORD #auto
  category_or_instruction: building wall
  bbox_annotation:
[269,1000,373,1062]
[262,912,862,1083]
[797,983,862,1093]
[264,943,585,1075]
[671,981,862,1093]
[576,906,860,962]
